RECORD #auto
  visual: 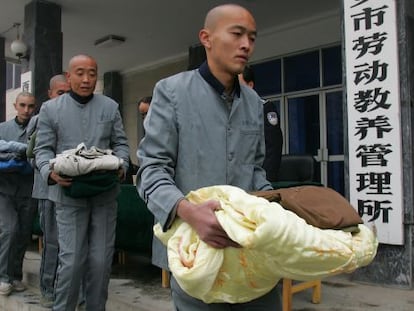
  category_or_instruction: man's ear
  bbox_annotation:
[65,71,71,84]
[199,28,211,49]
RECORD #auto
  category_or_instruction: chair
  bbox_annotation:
[274,154,322,311]
[276,154,315,182]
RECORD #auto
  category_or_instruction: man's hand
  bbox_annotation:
[49,171,72,187]
[177,199,240,249]
[117,168,125,181]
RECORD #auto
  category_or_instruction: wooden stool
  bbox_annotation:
[162,269,170,288]
[37,235,43,253]
[282,278,321,311]
[118,250,126,265]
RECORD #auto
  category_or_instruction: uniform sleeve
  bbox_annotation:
[34,103,57,183]
[110,107,130,173]
[136,79,185,230]
[262,101,283,182]
[252,99,274,191]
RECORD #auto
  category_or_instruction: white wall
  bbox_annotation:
[251,10,341,62]
[5,88,20,121]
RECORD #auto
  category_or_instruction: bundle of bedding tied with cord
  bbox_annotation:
[154,185,378,304]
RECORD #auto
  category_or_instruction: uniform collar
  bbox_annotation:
[69,90,94,104]
[198,61,241,98]
[14,116,29,127]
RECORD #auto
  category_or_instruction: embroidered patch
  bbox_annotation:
[267,112,278,126]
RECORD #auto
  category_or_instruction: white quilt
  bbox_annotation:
[49,143,123,176]
[155,185,378,304]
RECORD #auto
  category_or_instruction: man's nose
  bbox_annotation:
[82,74,90,82]
[240,35,252,52]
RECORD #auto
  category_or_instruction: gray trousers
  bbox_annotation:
[0,193,36,283]
[52,199,117,311]
[39,199,86,304]
[170,275,282,311]
[39,199,59,299]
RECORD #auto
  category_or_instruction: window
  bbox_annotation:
[284,51,320,92]
[252,60,281,96]
[6,61,22,90]
[253,45,342,94]
[322,46,342,86]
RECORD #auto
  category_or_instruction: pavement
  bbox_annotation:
[0,240,413,311]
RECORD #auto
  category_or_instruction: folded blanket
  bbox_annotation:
[0,140,27,155]
[155,185,378,304]
[252,186,363,230]
[0,152,24,161]
[50,143,123,176]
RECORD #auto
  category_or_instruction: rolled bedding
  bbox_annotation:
[155,185,378,304]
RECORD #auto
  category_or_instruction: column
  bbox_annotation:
[23,0,62,107]
[103,71,123,114]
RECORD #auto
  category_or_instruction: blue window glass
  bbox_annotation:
[328,161,345,195]
[284,51,319,92]
[252,59,281,97]
[322,46,342,86]
[15,64,21,88]
[287,95,320,155]
[6,62,13,90]
[326,91,343,155]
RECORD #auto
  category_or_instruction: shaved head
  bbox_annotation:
[49,74,67,89]
[66,54,98,97]
[68,54,97,72]
[204,4,254,30]
[199,4,257,89]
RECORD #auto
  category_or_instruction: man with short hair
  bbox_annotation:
[0,91,36,296]
[137,4,281,310]
[137,96,152,120]
[27,74,70,307]
[35,54,129,311]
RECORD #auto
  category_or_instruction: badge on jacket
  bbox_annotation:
[267,112,279,126]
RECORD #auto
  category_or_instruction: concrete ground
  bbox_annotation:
[0,241,413,311]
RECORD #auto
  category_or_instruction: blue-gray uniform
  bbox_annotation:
[136,62,281,310]
[34,92,129,311]
[0,118,36,285]
[27,114,86,304]
[27,115,58,301]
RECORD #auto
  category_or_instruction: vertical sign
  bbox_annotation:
[21,71,32,93]
[344,0,403,244]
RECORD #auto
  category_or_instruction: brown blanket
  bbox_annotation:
[251,186,363,230]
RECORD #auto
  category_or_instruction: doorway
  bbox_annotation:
[273,90,344,194]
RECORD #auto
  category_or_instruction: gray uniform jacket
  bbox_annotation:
[0,118,33,197]
[26,115,48,199]
[137,63,272,268]
[34,93,129,207]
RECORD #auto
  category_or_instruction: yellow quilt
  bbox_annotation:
[155,185,378,303]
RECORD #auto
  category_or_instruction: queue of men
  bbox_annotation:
[0,3,283,311]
